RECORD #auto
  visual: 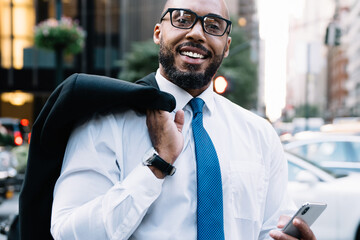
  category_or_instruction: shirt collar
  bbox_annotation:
[155,69,215,116]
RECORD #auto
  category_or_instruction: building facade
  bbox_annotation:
[285,0,335,120]
[343,0,360,116]
[326,0,360,118]
[327,46,348,118]
[0,0,166,124]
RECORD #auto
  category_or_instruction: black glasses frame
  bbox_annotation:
[160,8,232,36]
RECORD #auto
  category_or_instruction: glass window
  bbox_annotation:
[351,142,360,162]
[0,0,35,69]
[290,141,348,163]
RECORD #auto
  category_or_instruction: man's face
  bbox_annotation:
[154,0,232,93]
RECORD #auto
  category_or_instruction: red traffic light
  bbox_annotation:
[214,76,228,94]
[21,118,29,126]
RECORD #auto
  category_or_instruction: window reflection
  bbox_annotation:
[290,142,348,163]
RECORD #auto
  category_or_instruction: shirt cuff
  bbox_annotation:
[121,163,165,199]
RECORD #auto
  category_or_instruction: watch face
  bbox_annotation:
[143,148,158,166]
[143,153,156,166]
[142,148,176,176]
[169,167,176,176]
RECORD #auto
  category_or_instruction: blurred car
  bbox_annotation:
[286,151,360,240]
[284,132,360,174]
[321,121,360,134]
[0,146,17,204]
[291,117,324,135]
[0,117,30,146]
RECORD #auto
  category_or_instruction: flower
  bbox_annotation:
[34,17,86,55]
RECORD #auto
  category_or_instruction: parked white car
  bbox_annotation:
[286,151,360,240]
[284,132,360,174]
[0,147,17,203]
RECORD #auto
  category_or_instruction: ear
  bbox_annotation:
[223,36,232,58]
[153,24,161,45]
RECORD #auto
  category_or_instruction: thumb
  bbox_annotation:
[174,110,185,133]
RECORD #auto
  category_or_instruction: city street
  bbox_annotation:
[0,193,19,240]
[1,0,360,239]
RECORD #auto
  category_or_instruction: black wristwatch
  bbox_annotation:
[143,148,176,176]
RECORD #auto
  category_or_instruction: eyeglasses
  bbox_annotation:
[160,8,232,37]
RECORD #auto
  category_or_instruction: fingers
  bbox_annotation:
[292,218,316,240]
[270,217,316,240]
[277,215,292,228]
[269,229,298,240]
[146,109,168,127]
[145,109,184,164]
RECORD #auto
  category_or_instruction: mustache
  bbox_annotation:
[176,42,212,58]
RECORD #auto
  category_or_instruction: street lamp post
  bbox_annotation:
[56,0,62,20]
[55,0,63,86]
[120,0,129,73]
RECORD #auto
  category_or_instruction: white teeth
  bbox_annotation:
[181,51,204,59]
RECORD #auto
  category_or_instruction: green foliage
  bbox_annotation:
[34,17,86,55]
[0,132,14,146]
[295,104,320,118]
[118,22,258,109]
[118,40,160,82]
[217,23,258,109]
[12,144,29,173]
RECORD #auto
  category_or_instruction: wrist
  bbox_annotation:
[143,148,176,177]
[148,166,166,179]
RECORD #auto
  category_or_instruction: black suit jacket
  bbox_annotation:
[18,73,175,240]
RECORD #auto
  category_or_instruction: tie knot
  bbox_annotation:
[189,98,205,115]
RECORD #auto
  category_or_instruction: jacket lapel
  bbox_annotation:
[135,72,159,89]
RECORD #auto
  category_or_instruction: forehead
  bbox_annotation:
[164,0,229,19]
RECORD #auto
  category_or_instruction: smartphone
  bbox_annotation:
[282,202,327,238]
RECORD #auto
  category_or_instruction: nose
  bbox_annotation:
[185,20,206,42]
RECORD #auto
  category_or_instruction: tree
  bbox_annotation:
[295,104,320,118]
[217,23,258,109]
[118,40,159,81]
[118,22,257,109]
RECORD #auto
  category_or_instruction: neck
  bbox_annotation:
[185,83,211,97]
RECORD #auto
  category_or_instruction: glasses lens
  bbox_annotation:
[204,16,228,36]
[171,9,196,28]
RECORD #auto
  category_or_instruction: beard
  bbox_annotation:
[159,40,225,90]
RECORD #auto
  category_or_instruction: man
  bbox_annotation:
[50,0,317,239]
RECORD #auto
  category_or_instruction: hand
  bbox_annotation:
[269,215,316,240]
[146,110,184,178]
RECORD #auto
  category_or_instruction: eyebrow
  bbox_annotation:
[177,8,226,19]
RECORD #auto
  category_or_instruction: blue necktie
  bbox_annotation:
[189,98,225,240]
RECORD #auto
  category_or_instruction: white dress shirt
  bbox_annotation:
[51,70,296,240]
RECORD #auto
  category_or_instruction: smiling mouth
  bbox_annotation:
[180,51,205,59]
